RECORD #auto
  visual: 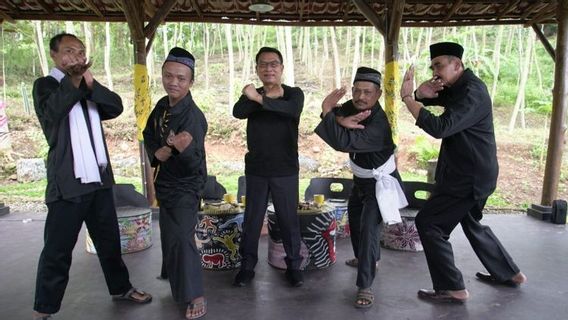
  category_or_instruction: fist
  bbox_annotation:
[155,146,172,162]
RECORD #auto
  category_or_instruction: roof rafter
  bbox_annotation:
[144,0,178,38]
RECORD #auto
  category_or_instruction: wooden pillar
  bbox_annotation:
[353,0,404,143]
[121,0,155,204]
[541,0,568,205]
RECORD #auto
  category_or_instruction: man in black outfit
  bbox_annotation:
[233,47,304,287]
[400,42,527,303]
[143,47,208,320]
[32,33,151,320]
[315,67,407,308]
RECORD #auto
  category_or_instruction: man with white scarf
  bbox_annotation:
[315,67,407,309]
[32,33,151,320]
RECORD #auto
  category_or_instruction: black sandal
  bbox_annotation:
[112,287,152,304]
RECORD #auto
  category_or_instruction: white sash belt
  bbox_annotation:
[350,155,408,225]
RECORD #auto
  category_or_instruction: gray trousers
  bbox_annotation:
[239,174,303,270]
[348,181,382,289]
[159,194,203,303]
[415,192,520,290]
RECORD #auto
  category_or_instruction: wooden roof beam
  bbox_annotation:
[388,0,405,42]
[443,0,463,23]
[532,24,555,62]
[525,8,557,26]
[520,1,545,20]
[189,0,202,18]
[352,0,386,36]
[83,0,104,18]
[0,9,14,23]
[120,0,144,40]
[497,0,520,20]
[143,0,157,17]
[144,0,178,38]
[36,0,53,14]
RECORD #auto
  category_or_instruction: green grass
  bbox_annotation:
[0,179,46,200]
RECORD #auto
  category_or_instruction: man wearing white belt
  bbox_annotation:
[315,67,407,308]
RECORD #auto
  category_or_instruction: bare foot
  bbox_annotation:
[186,296,207,320]
[32,311,51,319]
[511,272,527,285]
[448,289,469,300]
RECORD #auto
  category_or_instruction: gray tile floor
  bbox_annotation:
[1,212,567,320]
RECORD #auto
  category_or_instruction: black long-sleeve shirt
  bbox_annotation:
[315,101,400,187]
[315,101,395,169]
[143,93,208,207]
[233,85,304,177]
[33,74,122,203]
[416,68,498,199]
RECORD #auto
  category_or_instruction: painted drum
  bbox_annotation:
[327,199,350,238]
[267,204,336,270]
[196,203,244,270]
[381,208,423,252]
[86,206,152,254]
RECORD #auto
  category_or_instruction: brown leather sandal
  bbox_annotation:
[112,287,152,304]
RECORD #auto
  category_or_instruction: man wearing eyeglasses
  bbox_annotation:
[400,42,526,303]
[232,47,305,288]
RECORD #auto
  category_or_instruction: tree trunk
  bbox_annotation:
[225,24,235,111]
[203,24,210,89]
[162,25,169,59]
[508,30,535,131]
[33,21,49,76]
[350,27,362,84]
[330,27,341,88]
[83,22,92,60]
[284,26,295,86]
[491,25,504,100]
[104,22,113,90]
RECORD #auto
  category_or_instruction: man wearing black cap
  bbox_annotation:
[143,47,208,319]
[232,47,305,288]
[401,42,526,303]
[315,67,407,308]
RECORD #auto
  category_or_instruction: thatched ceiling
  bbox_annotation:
[0,1,559,27]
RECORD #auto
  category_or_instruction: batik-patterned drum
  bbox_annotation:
[381,208,423,252]
[327,199,350,238]
[267,204,336,270]
[196,203,244,270]
[86,206,152,254]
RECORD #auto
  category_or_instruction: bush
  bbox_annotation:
[409,136,439,167]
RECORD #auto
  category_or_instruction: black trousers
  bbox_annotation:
[240,174,302,270]
[34,188,132,314]
[347,181,382,289]
[159,194,203,303]
[415,192,520,291]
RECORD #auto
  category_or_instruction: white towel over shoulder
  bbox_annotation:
[49,68,107,184]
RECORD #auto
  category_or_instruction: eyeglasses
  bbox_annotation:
[257,61,281,69]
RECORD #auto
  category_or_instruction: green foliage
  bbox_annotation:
[409,136,439,167]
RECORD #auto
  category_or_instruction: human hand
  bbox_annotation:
[322,87,346,116]
[170,131,193,153]
[336,109,372,129]
[400,66,415,101]
[155,146,172,162]
[416,74,444,99]
[242,84,262,103]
